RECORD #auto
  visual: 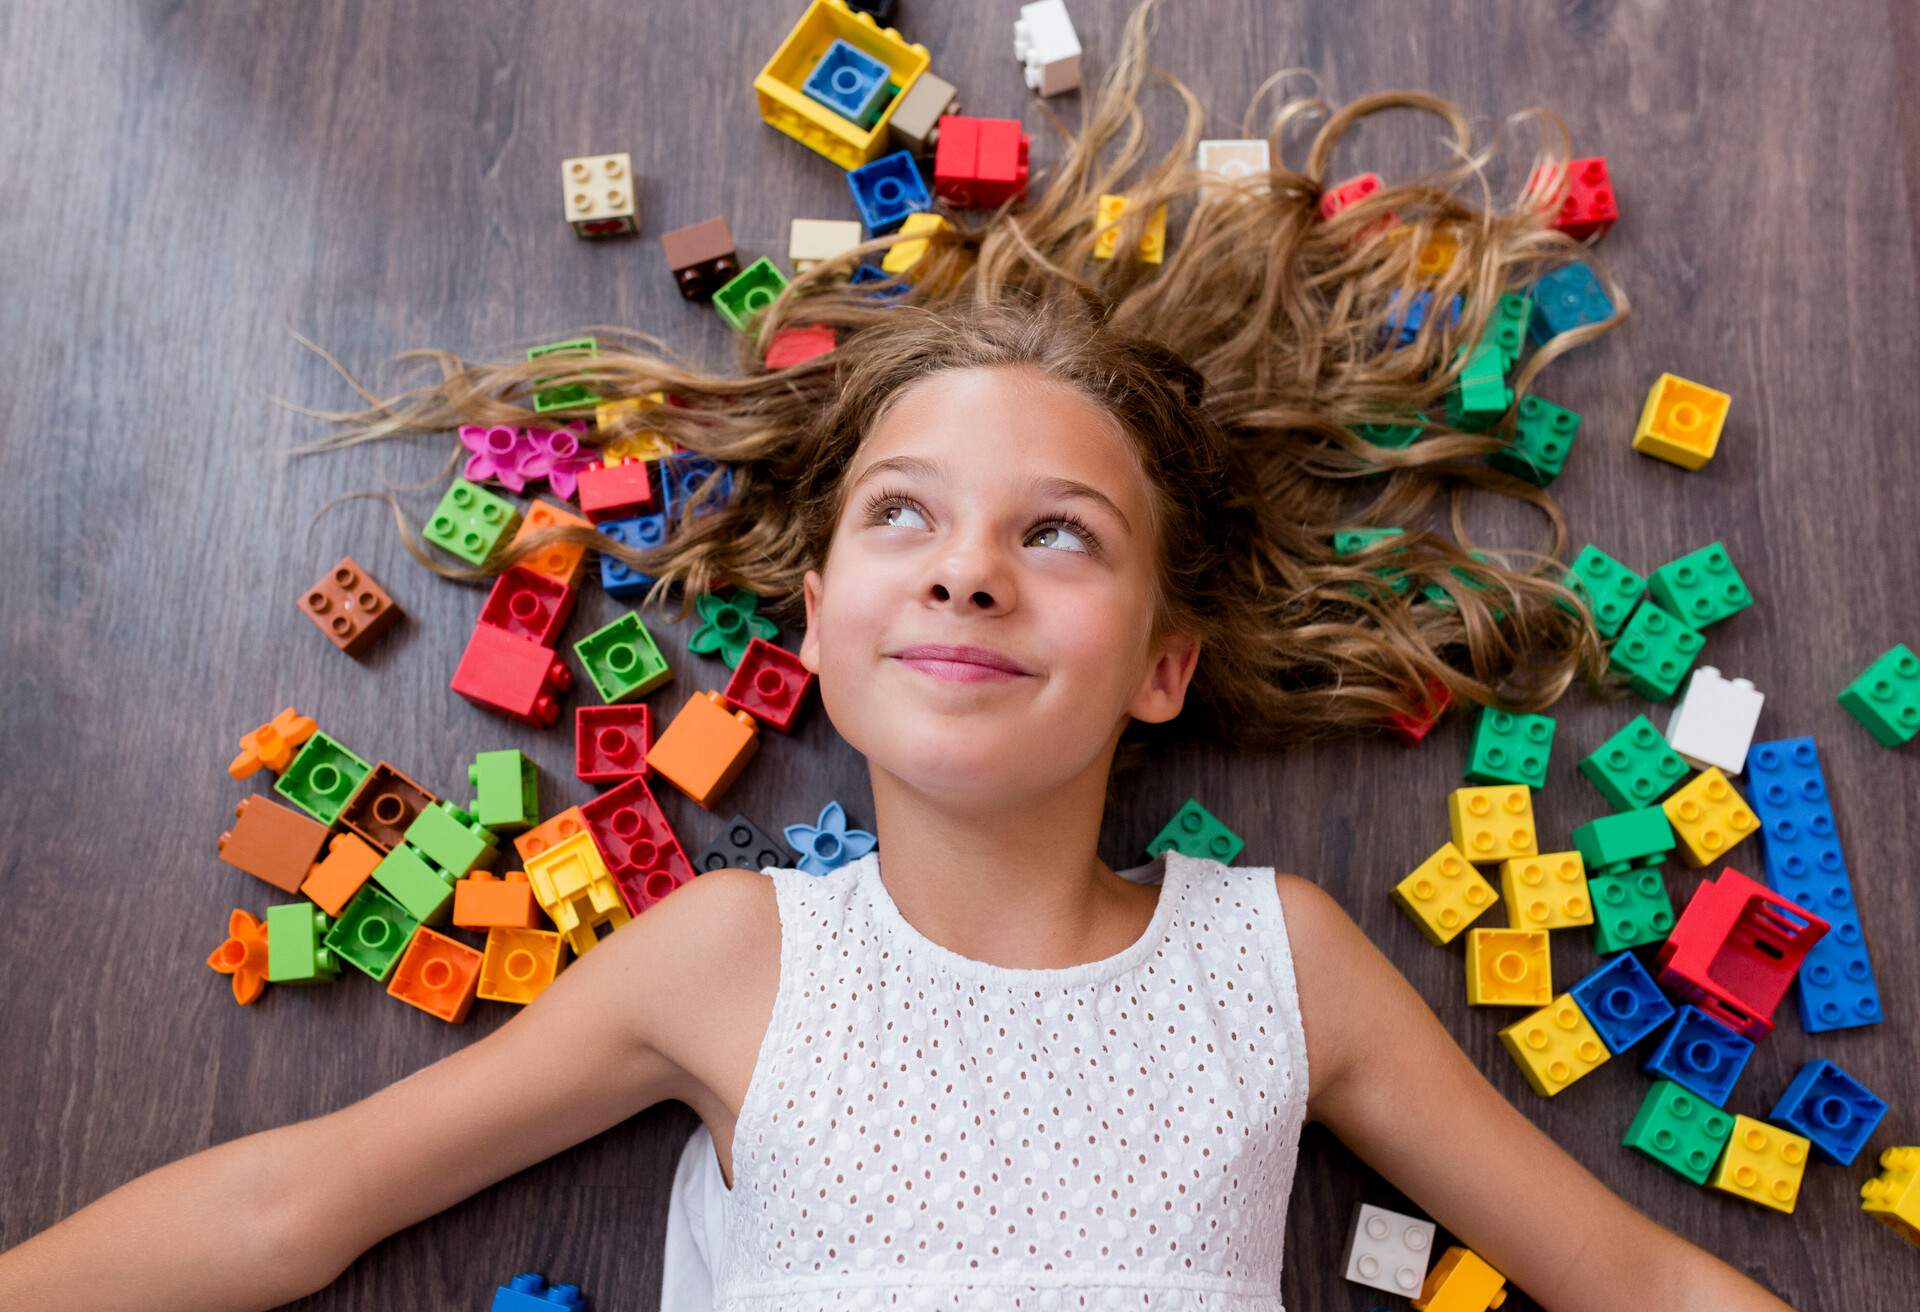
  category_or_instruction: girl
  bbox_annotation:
[0,2,1796,1307]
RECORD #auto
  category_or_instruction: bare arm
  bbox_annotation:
[0,869,763,1311]
[1276,874,1795,1312]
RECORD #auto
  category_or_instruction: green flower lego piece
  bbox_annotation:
[324,884,420,983]
[1561,544,1645,639]
[1646,542,1752,629]
[274,731,371,826]
[1145,798,1245,864]
[574,611,673,703]
[714,257,791,331]
[1836,643,1920,747]
[424,478,522,567]
[689,588,781,669]
[1589,867,1675,952]
[1624,1079,1736,1184]
[1489,396,1580,486]
[1608,601,1705,700]
[1465,707,1556,789]
[1579,715,1690,810]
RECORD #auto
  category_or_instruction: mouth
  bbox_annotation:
[889,643,1034,683]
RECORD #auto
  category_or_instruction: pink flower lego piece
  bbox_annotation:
[519,423,596,500]
[459,424,533,493]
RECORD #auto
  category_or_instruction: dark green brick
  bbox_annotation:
[1465,707,1556,788]
[1145,798,1245,864]
[1609,601,1705,700]
[1572,806,1676,873]
[1624,1079,1736,1184]
[1489,396,1579,486]
[1646,542,1752,629]
[1580,716,1690,810]
[1562,544,1645,639]
[1590,867,1675,952]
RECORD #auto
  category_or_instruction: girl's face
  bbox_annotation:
[800,365,1199,807]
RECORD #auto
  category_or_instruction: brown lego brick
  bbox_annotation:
[218,795,331,894]
[338,761,439,853]
[659,216,739,301]
[299,557,402,657]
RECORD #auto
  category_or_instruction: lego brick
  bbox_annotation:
[1488,395,1578,486]
[688,589,780,669]
[1529,261,1613,344]
[338,761,438,854]
[766,323,838,369]
[848,261,910,300]
[1643,1004,1754,1106]
[575,611,673,704]
[659,453,735,523]
[582,774,699,912]
[847,149,931,233]
[1580,714,1688,810]
[1569,952,1673,1052]
[560,152,637,238]
[659,216,740,302]
[886,71,959,155]
[1661,767,1759,868]
[424,478,522,566]
[595,392,674,465]
[387,926,483,1023]
[469,749,538,833]
[1412,1246,1506,1312]
[803,38,891,126]
[217,794,331,894]
[1633,374,1729,472]
[713,257,790,331]
[1588,867,1675,953]
[451,622,574,728]
[598,513,667,600]
[1560,543,1644,640]
[1464,708,1555,789]
[1647,542,1752,629]
[880,210,950,274]
[1446,785,1538,863]
[1487,292,1533,368]
[1145,798,1246,865]
[576,703,652,784]
[723,637,816,734]
[1623,1080,1735,1185]
[1534,155,1617,240]
[933,114,1029,209]
[696,813,798,873]
[578,459,657,526]
[1333,525,1412,597]
[405,800,498,878]
[1443,341,1511,431]
[1342,1202,1435,1298]
[1464,928,1551,1007]
[1419,550,1503,619]
[324,884,421,984]
[453,869,542,931]
[754,0,930,170]
[1380,290,1460,351]
[1655,866,1828,1039]
[524,828,631,955]
[479,565,578,648]
[478,927,567,1006]
[1499,994,1609,1096]
[272,731,371,827]
[1091,193,1167,264]
[1318,172,1385,222]
[1770,1059,1886,1166]
[1861,1147,1920,1249]
[298,557,401,657]
[371,842,460,927]
[784,799,878,876]
[1709,1115,1810,1214]
[1391,843,1496,946]
[646,690,761,809]
[492,1272,587,1311]
[266,901,339,985]
[526,338,601,414]
[518,423,597,498]
[1383,677,1451,746]
[458,423,535,493]
[1196,138,1270,184]
[301,831,382,917]
[1014,0,1081,95]
[510,499,593,588]
[515,805,588,865]
[1837,643,1920,747]
[228,706,317,780]
[1571,806,1675,874]
[1499,851,1591,930]
[207,908,270,1005]
[1608,601,1705,701]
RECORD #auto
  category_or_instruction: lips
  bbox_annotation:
[890,643,1032,675]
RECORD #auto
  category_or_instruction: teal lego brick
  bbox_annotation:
[1836,644,1919,747]
[1579,716,1690,810]
[1590,867,1675,952]
[1608,601,1705,700]
[1465,708,1556,789]
[1624,1079,1736,1185]
[1145,798,1245,864]
[1646,543,1752,630]
[1572,806,1676,873]
[1488,396,1579,486]
[1561,544,1644,640]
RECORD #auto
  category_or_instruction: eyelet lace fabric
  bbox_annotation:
[700,848,1310,1310]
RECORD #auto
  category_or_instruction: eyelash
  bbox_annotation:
[859,486,1106,559]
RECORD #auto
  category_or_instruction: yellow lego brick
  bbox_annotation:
[561,153,638,238]
[881,211,951,275]
[1500,851,1592,929]
[1499,994,1609,1096]
[1661,767,1759,868]
[1392,843,1497,946]
[790,217,864,274]
[1412,1245,1508,1312]
[1091,194,1167,264]
[524,829,630,956]
[1386,224,1462,281]
[1448,785,1538,863]
[477,926,567,1005]
[1861,1146,1920,1249]
[1710,1115,1809,1214]
[596,393,675,467]
[753,0,930,170]
[1632,373,1730,471]
[1465,929,1551,1007]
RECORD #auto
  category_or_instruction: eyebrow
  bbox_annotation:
[848,454,1135,535]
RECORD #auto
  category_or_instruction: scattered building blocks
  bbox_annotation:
[1465,929,1551,1007]
[595,393,674,466]
[933,114,1029,208]
[479,566,578,647]
[510,499,593,588]
[1770,1059,1886,1165]
[1465,708,1555,789]
[886,70,960,155]
[1647,542,1752,629]
[338,761,438,853]
[646,690,761,809]
[1500,852,1591,930]
[266,902,339,985]
[755,0,929,169]
[576,704,652,784]
[371,841,461,927]
[1499,994,1609,1096]
[469,749,538,832]
[1709,1115,1810,1214]
[478,927,567,1005]
[713,257,790,331]
[784,799,878,876]
[846,148,931,232]
[803,37,891,126]
[560,152,638,237]
[598,513,666,600]
[1319,172,1386,222]
[299,557,401,657]
[1091,194,1167,263]
[424,478,522,566]
[406,800,497,878]
[659,215,740,302]
[1608,601,1705,701]
[577,459,658,525]
[1412,1245,1507,1312]
[526,338,601,414]
[1661,767,1759,868]
[1570,952,1673,1052]
[689,588,781,668]
[525,827,631,955]
[1623,1080,1735,1185]
[451,623,574,728]
[1447,785,1538,863]
[1145,797,1246,865]
[575,611,672,703]
[1196,138,1271,184]
[273,731,371,827]
[1561,543,1644,640]
[218,794,331,894]
[1571,806,1675,875]
[1392,843,1497,946]
[1529,261,1613,344]
[515,804,588,866]
[1588,868,1675,953]
[453,869,543,931]
[492,1272,587,1311]
[696,813,799,872]
[1014,0,1081,95]
[1655,866,1828,1040]
[1533,155,1616,240]
[880,211,951,274]
[1644,1005,1754,1106]
[387,926,483,1023]
[1343,1202,1436,1298]
[659,452,735,522]
[724,637,816,734]
[207,908,271,1005]
[1632,374,1729,471]
[1861,1147,1920,1249]
[581,774,699,912]
[1837,643,1920,747]
[766,323,837,371]
[302,831,382,917]
[228,706,318,780]
[1488,395,1578,485]
[1580,715,1688,810]
[324,884,421,984]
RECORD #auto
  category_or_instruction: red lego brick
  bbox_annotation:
[338,760,439,853]
[298,556,402,657]
[1532,156,1617,241]
[1655,866,1829,1040]
[580,774,696,915]
[450,622,573,728]
[933,114,1030,210]
[1318,172,1390,222]
[766,324,836,370]
[576,703,652,784]
[723,637,816,734]
[577,458,656,523]
[1383,676,1451,746]
[478,565,578,647]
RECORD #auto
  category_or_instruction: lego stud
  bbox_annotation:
[504,946,539,984]
[420,957,456,991]
[754,667,790,698]
[646,870,678,901]
[597,727,638,762]
[353,916,396,951]
[1491,947,1532,986]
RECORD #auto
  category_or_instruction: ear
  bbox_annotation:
[1127,630,1201,726]
[799,568,824,674]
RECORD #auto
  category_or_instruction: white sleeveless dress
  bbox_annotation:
[659,848,1310,1310]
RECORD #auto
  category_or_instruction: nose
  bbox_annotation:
[925,533,1012,613]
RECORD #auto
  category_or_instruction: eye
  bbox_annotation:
[858,486,1106,559]
[1031,518,1096,555]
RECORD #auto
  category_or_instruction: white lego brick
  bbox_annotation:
[1664,665,1765,774]
[789,218,864,274]
[1343,1202,1436,1296]
[561,153,638,237]
[1197,139,1271,182]
[1015,0,1082,97]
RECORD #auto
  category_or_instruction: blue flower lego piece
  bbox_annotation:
[784,800,878,876]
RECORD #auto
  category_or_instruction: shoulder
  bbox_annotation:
[618,867,782,1061]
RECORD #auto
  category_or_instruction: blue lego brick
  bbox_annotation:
[599,514,666,600]
[659,453,734,523]
[846,150,930,234]
[492,1271,587,1310]
[849,263,910,300]
[1769,1058,1888,1166]
[1643,1005,1754,1106]
[1381,289,1462,348]
[1529,262,1614,344]
[1569,952,1675,1054]
[803,39,891,127]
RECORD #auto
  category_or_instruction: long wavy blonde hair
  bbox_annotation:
[291,0,1623,776]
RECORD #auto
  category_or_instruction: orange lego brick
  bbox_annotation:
[228,707,317,780]
[298,556,401,657]
[218,795,331,894]
[515,804,589,865]
[386,926,484,1023]
[454,869,543,930]
[301,831,381,917]
[510,498,594,588]
[645,690,761,809]
[478,926,567,1004]
[206,908,270,1005]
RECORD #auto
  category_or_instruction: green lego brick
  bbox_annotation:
[1837,643,1920,747]
[1352,414,1427,450]
[1561,544,1645,639]
[1145,798,1245,864]
[1608,601,1705,700]
[423,478,522,566]
[1647,543,1752,630]
[1334,526,1412,597]
[1465,708,1556,789]
[371,841,459,926]
[273,732,372,826]
[574,611,673,703]
[1579,716,1690,810]
[1421,551,1505,620]
[714,257,791,331]
[1488,396,1579,486]
[468,750,538,832]
[404,800,497,878]
[1589,867,1675,952]
[1624,1079,1736,1185]
[324,884,421,983]
[265,903,339,985]
[527,337,602,413]
[1571,806,1676,873]
[1488,292,1533,369]
[1444,340,1512,432]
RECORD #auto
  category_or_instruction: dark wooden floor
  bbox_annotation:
[4,1,1918,1308]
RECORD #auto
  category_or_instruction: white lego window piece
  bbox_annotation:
[1015,0,1082,97]
[1344,1202,1436,1295]
[561,153,638,237]
[1197,139,1271,182]
[1665,665,1765,774]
